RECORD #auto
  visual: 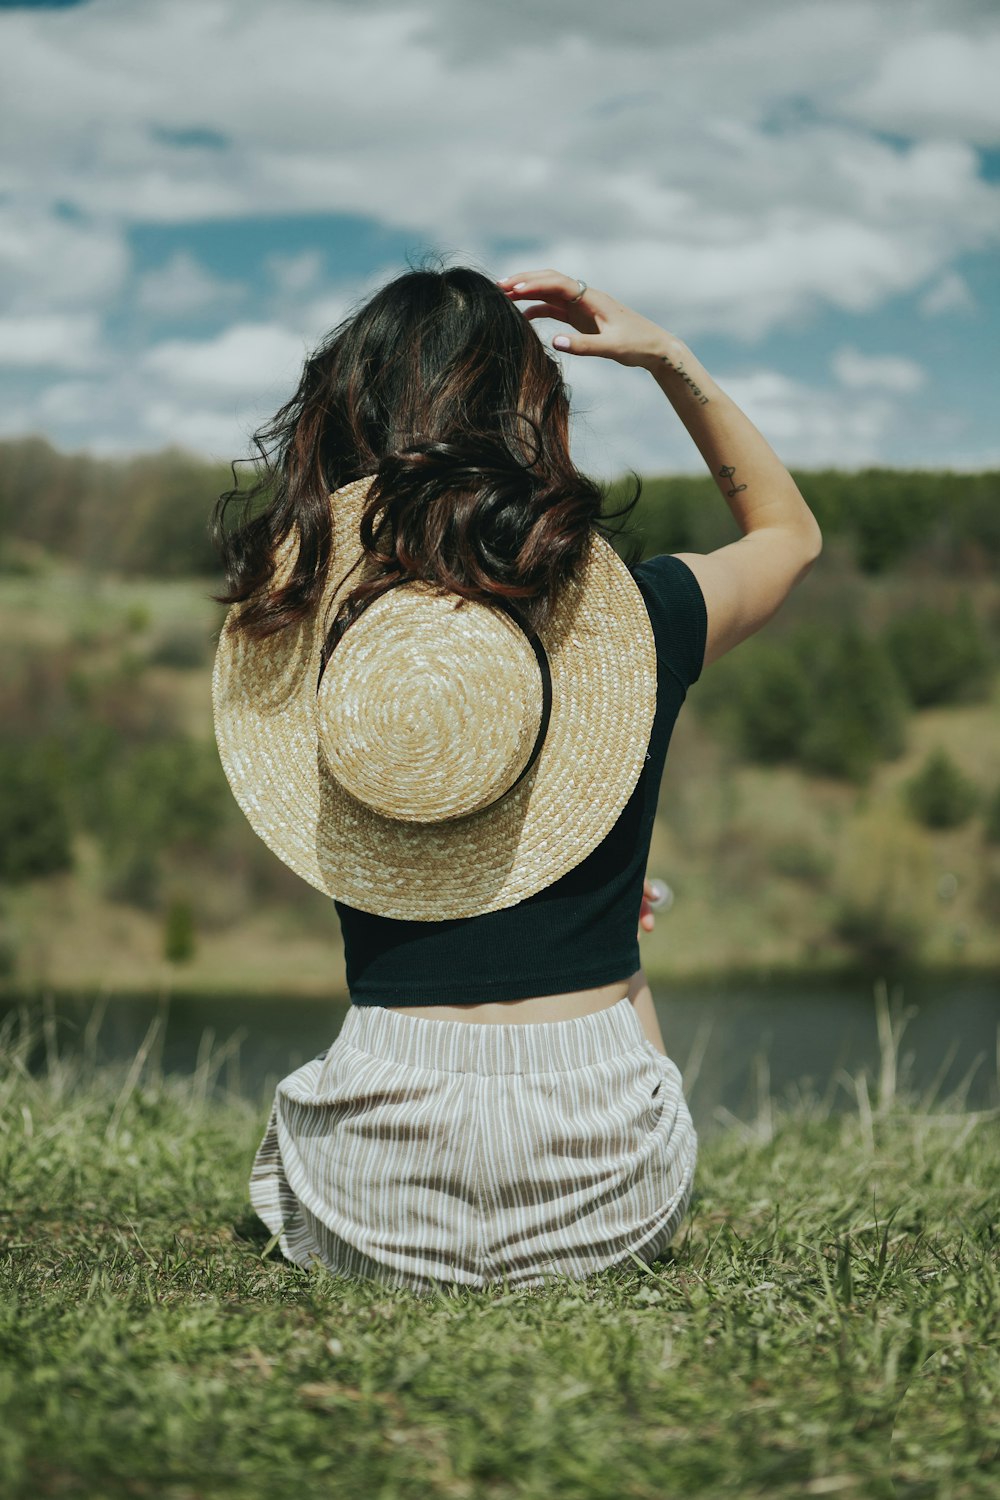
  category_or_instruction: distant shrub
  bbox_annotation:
[64,652,178,744]
[695,622,911,784]
[0,905,17,976]
[0,642,81,745]
[983,784,1000,844]
[0,541,48,577]
[164,894,196,963]
[103,846,162,910]
[767,837,832,886]
[943,471,1000,566]
[829,805,931,970]
[797,627,909,783]
[0,740,74,883]
[830,897,923,970]
[904,748,980,829]
[974,869,1000,926]
[884,599,994,707]
[147,626,209,670]
[94,736,230,908]
[844,470,940,574]
[123,603,152,634]
[727,646,814,763]
[116,649,146,681]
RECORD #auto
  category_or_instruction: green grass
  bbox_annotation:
[0,998,997,1500]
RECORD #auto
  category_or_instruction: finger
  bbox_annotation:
[497,269,565,287]
[546,330,607,357]
[521,302,599,335]
[519,301,572,321]
[499,270,594,302]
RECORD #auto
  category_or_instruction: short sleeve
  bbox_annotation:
[631,554,708,690]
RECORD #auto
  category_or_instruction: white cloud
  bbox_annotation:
[522,213,960,343]
[266,250,325,298]
[135,251,241,316]
[0,208,127,314]
[843,29,1000,145]
[830,345,927,393]
[0,313,104,371]
[551,352,906,476]
[35,380,111,426]
[706,368,898,468]
[142,322,308,396]
[918,270,974,316]
[139,397,258,459]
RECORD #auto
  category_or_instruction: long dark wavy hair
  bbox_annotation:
[209,259,643,662]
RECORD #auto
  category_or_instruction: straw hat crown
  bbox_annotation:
[316,580,546,823]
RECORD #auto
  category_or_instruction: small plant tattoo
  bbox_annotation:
[718,465,747,497]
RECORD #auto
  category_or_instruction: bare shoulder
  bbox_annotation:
[671,528,822,671]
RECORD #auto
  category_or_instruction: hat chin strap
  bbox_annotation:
[490,608,553,803]
[317,583,554,818]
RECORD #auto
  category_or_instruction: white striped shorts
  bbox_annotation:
[248,995,698,1296]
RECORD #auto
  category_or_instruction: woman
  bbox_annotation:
[211,264,823,1296]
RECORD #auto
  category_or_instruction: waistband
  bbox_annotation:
[338,995,647,1075]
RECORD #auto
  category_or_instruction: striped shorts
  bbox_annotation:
[248,994,697,1296]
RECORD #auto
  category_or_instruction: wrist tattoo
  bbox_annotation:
[718,464,747,497]
[659,353,709,405]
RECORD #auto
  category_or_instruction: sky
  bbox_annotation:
[1,0,998,478]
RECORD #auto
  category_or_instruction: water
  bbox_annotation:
[3,970,997,1142]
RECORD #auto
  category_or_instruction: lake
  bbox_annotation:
[3,968,998,1142]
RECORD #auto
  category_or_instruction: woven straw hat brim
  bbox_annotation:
[212,475,656,921]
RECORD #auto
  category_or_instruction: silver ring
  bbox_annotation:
[569,278,587,303]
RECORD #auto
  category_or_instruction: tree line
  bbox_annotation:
[608,466,1000,574]
[1,435,998,578]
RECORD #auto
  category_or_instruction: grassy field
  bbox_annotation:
[1,993,997,1499]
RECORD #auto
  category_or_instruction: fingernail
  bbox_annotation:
[553,336,570,349]
[512,282,527,290]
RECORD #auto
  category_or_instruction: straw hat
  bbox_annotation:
[212,474,656,921]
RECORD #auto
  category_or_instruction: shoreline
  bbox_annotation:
[2,957,998,1006]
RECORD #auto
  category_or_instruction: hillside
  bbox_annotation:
[2,456,999,995]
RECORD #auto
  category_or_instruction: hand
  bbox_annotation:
[496,268,675,370]
[637,876,657,942]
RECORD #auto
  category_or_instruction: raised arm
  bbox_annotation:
[497,268,823,672]
[640,336,822,670]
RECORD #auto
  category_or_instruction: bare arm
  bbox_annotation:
[498,268,824,671]
[640,336,822,670]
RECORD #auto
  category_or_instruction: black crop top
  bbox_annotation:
[334,553,708,1005]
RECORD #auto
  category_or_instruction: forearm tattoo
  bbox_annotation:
[658,352,710,405]
[718,464,747,497]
